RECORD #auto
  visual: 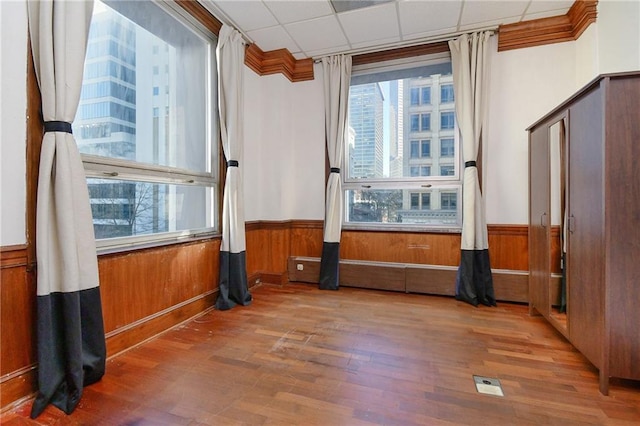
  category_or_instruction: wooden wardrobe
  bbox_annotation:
[528,72,640,395]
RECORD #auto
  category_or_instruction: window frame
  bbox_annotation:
[343,52,462,232]
[78,0,221,253]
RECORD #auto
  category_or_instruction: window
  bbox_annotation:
[410,88,419,106]
[440,138,454,157]
[421,86,431,105]
[440,165,455,176]
[344,55,461,229]
[75,0,218,249]
[410,114,420,131]
[441,192,457,210]
[421,113,431,131]
[421,140,430,157]
[410,140,420,158]
[441,84,454,103]
[441,112,455,130]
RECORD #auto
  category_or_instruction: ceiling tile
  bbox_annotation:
[525,0,573,15]
[338,3,400,44]
[459,14,521,32]
[264,0,334,24]
[285,15,349,53]
[460,0,528,27]
[398,0,462,38]
[247,25,300,53]
[402,26,459,43]
[211,1,278,32]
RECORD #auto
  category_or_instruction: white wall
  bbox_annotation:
[485,39,579,224]
[0,0,28,246]
[597,0,640,74]
[243,68,325,222]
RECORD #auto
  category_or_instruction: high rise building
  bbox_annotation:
[75,4,171,238]
[348,83,384,179]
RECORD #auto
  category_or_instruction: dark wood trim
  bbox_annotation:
[245,220,293,232]
[290,220,324,229]
[0,367,36,413]
[0,246,28,269]
[487,224,528,236]
[174,0,223,34]
[352,41,450,66]
[26,35,42,272]
[498,0,597,51]
[245,44,314,82]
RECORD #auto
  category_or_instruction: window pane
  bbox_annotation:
[420,140,430,157]
[75,0,211,173]
[441,84,454,103]
[421,113,431,131]
[421,86,431,104]
[440,112,455,130]
[345,60,460,228]
[346,188,459,226]
[410,87,419,105]
[88,178,213,239]
[440,138,454,156]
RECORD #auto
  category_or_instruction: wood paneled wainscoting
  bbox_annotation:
[0,239,222,412]
[247,221,530,303]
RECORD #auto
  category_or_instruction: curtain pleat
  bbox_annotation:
[319,55,351,290]
[27,0,106,418]
[215,24,251,310]
[449,32,496,307]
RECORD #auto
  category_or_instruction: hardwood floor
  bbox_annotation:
[2,284,639,425]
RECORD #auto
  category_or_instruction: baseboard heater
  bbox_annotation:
[288,256,528,304]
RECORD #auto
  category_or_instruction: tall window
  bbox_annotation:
[441,84,454,103]
[75,0,218,249]
[344,55,461,229]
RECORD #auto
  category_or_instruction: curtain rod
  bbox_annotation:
[312,27,497,63]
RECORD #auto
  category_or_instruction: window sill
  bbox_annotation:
[342,224,462,234]
[96,231,220,257]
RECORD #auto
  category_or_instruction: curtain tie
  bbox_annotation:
[330,167,340,173]
[464,161,477,168]
[226,160,239,167]
[44,121,73,134]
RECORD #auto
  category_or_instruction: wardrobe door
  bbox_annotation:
[528,125,550,318]
[567,85,604,369]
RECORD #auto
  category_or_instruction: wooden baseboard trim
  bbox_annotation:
[0,366,36,413]
[288,256,529,303]
[105,291,217,357]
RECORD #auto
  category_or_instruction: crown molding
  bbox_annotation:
[245,44,315,82]
[498,0,598,51]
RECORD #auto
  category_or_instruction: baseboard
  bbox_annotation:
[288,256,529,303]
[0,367,36,413]
[105,291,217,357]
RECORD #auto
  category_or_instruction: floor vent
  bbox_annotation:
[473,375,504,397]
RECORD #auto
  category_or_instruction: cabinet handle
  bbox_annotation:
[568,214,575,233]
[540,212,547,227]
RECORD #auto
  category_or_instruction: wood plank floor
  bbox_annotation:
[3,283,640,425]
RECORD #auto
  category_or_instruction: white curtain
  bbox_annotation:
[27,0,106,418]
[319,55,351,290]
[449,31,496,307]
[215,24,252,309]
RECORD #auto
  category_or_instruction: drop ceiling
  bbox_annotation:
[199,0,575,59]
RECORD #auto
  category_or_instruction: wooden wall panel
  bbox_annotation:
[341,230,461,266]
[246,221,291,284]
[289,222,324,258]
[1,247,37,411]
[99,239,219,333]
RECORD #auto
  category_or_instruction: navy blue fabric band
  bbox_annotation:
[227,160,239,167]
[465,161,477,168]
[330,167,340,173]
[44,121,72,134]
